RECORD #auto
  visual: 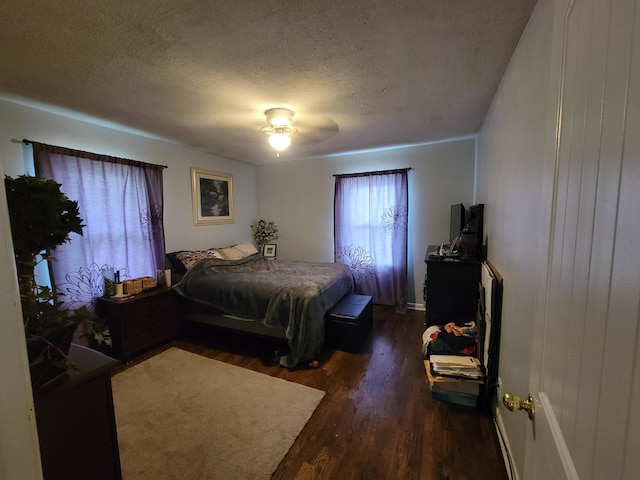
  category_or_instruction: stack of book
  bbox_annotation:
[424,355,484,408]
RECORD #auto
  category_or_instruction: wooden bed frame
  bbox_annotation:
[176,296,288,341]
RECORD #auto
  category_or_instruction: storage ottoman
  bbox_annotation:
[325,294,373,353]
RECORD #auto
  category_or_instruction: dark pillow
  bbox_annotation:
[166,251,188,277]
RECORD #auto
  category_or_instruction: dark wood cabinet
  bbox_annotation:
[96,287,180,362]
[424,248,480,326]
[34,344,121,480]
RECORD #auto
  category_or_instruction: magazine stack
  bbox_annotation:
[424,354,484,408]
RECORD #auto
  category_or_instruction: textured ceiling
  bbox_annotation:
[0,0,536,165]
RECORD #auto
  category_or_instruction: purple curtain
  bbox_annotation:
[33,143,165,311]
[334,169,408,313]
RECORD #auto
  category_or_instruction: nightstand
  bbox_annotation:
[96,287,180,362]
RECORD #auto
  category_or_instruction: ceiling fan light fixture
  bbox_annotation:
[268,131,292,151]
[263,108,296,152]
[265,107,293,128]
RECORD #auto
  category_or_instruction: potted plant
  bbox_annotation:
[251,219,279,253]
[4,174,111,391]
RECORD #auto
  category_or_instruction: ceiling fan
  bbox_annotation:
[215,106,340,155]
[261,108,297,151]
[260,107,342,154]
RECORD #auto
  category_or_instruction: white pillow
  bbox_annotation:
[216,242,259,260]
[234,241,259,257]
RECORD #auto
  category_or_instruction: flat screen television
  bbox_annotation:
[450,203,465,244]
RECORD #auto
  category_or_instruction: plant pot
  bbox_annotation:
[27,323,76,393]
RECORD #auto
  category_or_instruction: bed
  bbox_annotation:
[168,244,354,367]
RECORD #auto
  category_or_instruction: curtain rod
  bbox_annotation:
[333,167,413,178]
[22,138,168,169]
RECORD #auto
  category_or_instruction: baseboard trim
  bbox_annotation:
[494,409,518,480]
[408,302,426,311]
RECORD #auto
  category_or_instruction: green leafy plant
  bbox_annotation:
[4,175,111,389]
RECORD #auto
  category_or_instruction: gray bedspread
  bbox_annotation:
[173,254,354,367]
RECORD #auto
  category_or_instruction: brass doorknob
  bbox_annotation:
[502,392,535,421]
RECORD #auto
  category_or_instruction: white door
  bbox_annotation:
[508,0,640,478]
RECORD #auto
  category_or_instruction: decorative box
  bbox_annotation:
[141,276,157,291]
[122,279,143,295]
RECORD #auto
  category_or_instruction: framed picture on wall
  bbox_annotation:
[263,244,277,258]
[191,168,235,225]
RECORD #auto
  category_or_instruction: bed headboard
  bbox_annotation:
[165,251,188,283]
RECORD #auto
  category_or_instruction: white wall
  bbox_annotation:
[257,138,476,307]
[475,0,559,476]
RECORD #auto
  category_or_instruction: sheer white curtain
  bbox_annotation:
[33,142,165,311]
[334,169,409,313]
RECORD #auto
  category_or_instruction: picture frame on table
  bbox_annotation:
[263,244,277,258]
[191,168,234,225]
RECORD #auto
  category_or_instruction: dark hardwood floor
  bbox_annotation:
[115,306,508,480]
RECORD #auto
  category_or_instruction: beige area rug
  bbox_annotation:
[111,347,325,480]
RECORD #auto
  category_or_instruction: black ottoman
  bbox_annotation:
[325,294,373,353]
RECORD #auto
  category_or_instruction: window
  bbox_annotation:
[334,169,409,312]
[33,142,165,311]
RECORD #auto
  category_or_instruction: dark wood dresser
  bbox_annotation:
[424,247,481,326]
[34,344,121,480]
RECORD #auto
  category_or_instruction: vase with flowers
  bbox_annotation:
[251,219,279,253]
